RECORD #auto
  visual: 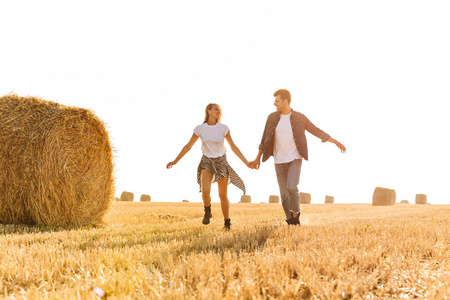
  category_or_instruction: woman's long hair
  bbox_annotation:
[203,103,222,124]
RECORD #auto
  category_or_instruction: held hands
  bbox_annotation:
[248,159,260,170]
[245,161,253,169]
[246,161,257,170]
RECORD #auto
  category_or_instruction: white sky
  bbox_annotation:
[1,1,449,205]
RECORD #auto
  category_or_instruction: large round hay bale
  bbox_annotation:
[120,191,134,202]
[299,192,311,204]
[240,195,251,203]
[0,95,115,226]
[140,194,151,202]
[400,200,409,204]
[269,195,280,203]
[325,195,334,204]
[372,187,396,206]
[415,194,427,205]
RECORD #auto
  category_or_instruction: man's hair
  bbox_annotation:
[274,89,291,104]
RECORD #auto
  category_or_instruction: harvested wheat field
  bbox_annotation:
[1,202,449,299]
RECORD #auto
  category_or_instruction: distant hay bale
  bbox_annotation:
[240,195,251,203]
[415,194,427,205]
[400,200,409,204]
[182,199,189,203]
[0,94,115,226]
[140,194,151,202]
[372,187,396,206]
[115,197,120,201]
[325,195,334,204]
[269,195,280,203]
[299,192,311,204]
[120,191,134,202]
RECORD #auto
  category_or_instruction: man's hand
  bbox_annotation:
[327,137,346,153]
[335,141,346,153]
[328,137,346,153]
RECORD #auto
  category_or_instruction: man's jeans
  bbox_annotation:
[275,159,302,220]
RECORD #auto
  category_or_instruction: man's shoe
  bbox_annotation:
[202,205,212,225]
[224,218,231,231]
[286,211,301,226]
[291,211,301,226]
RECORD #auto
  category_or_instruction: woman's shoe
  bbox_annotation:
[202,205,212,225]
[224,218,231,230]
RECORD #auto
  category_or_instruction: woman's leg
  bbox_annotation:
[217,175,229,219]
[201,169,213,207]
[201,169,214,225]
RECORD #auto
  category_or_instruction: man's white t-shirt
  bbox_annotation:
[193,123,229,158]
[274,113,302,164]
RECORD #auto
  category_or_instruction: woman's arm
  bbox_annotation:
[166,133,199,169]
[225,132,250,167]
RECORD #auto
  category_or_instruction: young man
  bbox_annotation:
[250,89,346,225]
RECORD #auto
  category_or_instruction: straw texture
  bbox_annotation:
[300,192,311,204]
[0,95,115,226]
[325,195,334,204]
[269,195,280,204]
[120,191,134,202]
[140,194,151,202]
[415,194,427,205]
[372,187,396,206]
[240,195,251,203]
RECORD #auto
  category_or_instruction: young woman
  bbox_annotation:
[166,103,250,230]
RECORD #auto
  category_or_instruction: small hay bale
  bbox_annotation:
[299,192,311,204]
[115,197,120,201]
[372,187,396,206]
[120,191,134,202]
[240,195,251,203]
[269,195,280,203]
[400,200,409,204]
[325,195,334,204]
[415,194,427,205]
[182,199,189,203]
[140,194,151,202]
[0,94,115,226]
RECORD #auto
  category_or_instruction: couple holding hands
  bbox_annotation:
[167,89,346,230]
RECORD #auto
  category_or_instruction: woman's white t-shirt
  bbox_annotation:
[193,123,229,158]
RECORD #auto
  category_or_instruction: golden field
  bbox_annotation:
[1,202,449,299]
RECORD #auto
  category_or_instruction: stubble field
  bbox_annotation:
[1,202,449,299]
